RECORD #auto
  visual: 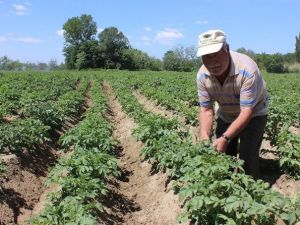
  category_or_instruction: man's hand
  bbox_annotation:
[213,137,228,153]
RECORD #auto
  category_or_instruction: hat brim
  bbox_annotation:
[197,43,224,57]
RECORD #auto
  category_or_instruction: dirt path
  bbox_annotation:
[133,90,200,144]
[101,81,182,225]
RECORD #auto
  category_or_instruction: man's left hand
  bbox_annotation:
[213,137,228,153]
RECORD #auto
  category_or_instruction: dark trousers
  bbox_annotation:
[216,115,267,180]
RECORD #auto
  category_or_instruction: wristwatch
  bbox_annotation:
[221,134,231,143]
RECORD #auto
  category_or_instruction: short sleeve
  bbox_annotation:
[196,72,213,108]
[240,70,258,108]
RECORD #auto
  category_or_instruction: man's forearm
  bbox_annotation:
[223,108,253,140]
[199,107,214,140]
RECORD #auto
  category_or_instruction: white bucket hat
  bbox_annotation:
[197,29,226,57]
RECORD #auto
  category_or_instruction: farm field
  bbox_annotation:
[0,70,300,225]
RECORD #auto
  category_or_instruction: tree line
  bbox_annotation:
[1,14,299,73]
[62,14,201,71]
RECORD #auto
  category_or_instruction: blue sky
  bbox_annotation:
[0,0,299,64]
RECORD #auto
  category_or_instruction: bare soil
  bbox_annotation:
[101,81,182,225]
[0,146,57,225]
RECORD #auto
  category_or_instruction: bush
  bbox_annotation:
[284,63,300,73]
[264,54,285,73]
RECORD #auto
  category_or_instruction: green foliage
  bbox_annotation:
[30,196,98,225]
[163,46,201,72]
[32,80,120,224]
[1,70,300,224]
[0,56,23,71]
[0,119,50,152]
[98,27,130,69]
[63,14,99,69]
[278,130,300,179]
[121,48,162,71]
[264,53,285,73]
[63,14,97,46]
[106,72,300,224]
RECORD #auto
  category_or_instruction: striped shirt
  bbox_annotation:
[197,50,269,123]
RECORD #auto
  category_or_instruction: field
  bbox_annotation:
[0,70,300,225]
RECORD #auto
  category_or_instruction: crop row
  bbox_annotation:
[106,76,300,225]
[0,72,79,120]
[107,70,300,180]
[0,75,88,153]
[30,79,120,224]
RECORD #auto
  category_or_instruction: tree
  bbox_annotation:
[163,46,201,72]
[236,47,256,60]
[264,53,285,73]
[296,33,300,63]
[163,50,181,71]
[98,27,130,68]
[48,59,60,70]
[63,14,97,46]
[0,56,23,71]
[75,40,102,69]
[62,14,98,69]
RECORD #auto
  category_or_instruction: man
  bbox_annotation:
[196,29,269,179]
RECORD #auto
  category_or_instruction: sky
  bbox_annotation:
[0,0,299,64]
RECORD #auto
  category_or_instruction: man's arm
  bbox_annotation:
[199,106,214,141]
[213,107,253,152]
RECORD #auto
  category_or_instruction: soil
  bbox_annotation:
[101,81,183,225]
[0,146,57,225]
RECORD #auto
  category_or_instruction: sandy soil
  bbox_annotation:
[101,81,182,225]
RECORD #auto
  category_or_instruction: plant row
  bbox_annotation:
[107,77,300,225]
[0,77,88,154]
[0,72,79,120]
[111,71,300,180]
[30,80,120,225]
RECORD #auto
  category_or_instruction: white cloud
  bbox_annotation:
[143,26,152,32]
[195,20,209,24]
[154,28,183,45]
[56,29,65,37]
[0,36,8,43]
[12,4,29,15]
[15,37,44,43]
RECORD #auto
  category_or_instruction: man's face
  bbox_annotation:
[202,44,230,77]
